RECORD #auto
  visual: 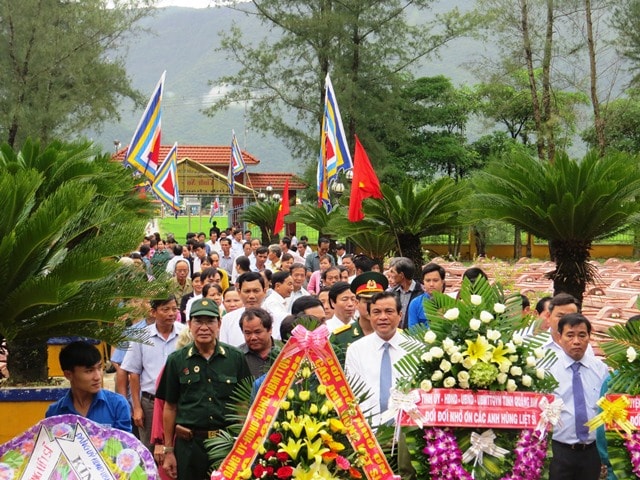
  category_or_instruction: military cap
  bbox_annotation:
[350,271,388,298]
[190,298,220,318]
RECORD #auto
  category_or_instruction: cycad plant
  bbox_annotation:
[0,140,161,383]
[240,201,280,244]
[330,178,468,271]
[473,150,640,303]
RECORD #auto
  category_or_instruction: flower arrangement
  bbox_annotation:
[237,360,367,480]
[597,318,640,478]
[395,276,558,480]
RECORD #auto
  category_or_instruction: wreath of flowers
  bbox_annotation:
[597,319,640,478]
[395,276,558,480]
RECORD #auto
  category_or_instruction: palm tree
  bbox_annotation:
[286,203,336,240]
[0,140,160,383]
[240,201,280,244]
[473,150,640,303]
[331,178,468,272]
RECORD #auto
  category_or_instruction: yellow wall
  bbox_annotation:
[0,400,52,443]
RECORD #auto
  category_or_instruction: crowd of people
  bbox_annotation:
[44,225,624,480]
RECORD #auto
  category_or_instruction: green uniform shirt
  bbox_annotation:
[329,320,366,365]
[157,341,251,430]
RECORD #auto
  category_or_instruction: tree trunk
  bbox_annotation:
[6,338,48,384]
[473,226,487,257]
[585,0,606,156]
[397,233,424,280]
[514,226,523,259]
[520,0,545,161]
[547,239,592,305]
[541,0,555,162]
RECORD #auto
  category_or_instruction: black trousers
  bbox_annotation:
[549,440,601,480]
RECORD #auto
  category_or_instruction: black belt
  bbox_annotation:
[141,391,155,401]
[192,429,219,439]
[552,440,596,451]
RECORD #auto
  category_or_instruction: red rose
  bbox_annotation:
[275,451,289,462]
[253,464,265,477]
[349,467,363,479]
[276,466,294,479]
[269,432,283,444]
[265,466,274,476]
[264,450,276,460]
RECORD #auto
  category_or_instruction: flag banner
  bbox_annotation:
[273,178,290,234]
[209,197,220,222]
[348,135,383,222]
[228,130,247,194]
[318,74,352,209]
[152,142,180,213]
[124,71,165,182]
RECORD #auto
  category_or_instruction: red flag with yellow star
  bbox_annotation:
[274,178,290,234]
[348,135,383,222]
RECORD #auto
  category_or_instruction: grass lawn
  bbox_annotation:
[156,215,229,242]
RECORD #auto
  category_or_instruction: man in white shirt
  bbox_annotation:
[548,313,608,480]
[324,281,357,332]
[205,228,221,255]
[262,271,294,318]
[231,229,245,258]
[345,291,407,427]
[219,272,286,346]
[280,236,305,264]
[121,296,185,451]
[288,263,310,312]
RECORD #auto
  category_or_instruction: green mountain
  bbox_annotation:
[86,2,478,173]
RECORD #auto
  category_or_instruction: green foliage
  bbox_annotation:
[472,149,640,300]
[612,0,640,85]
[0,0,154,148]
[0,139,161,383]
[286,204,339,240]
[207,0,477,166]
[240,201,281,245]
[581,89,640,153]
[601,321,640,395]
[330,178,468,268]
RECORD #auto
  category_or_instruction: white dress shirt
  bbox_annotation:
[548,349,608,444]
[325,314,354,333]
[345,330,408,427]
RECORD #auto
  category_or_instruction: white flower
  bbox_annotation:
[486,329,501,341]
[442,338,455,351]
[509,355,519,362]
[510,366,522,376]
[512,333,523,345]
[421,352,433,363]
[462,357,475,369]
[469,318,482,331]
[420,379,433,391]
[494,303,506,314]
[497,373,508,384]
[443,376,456,388]
[457,371,470,382]
[470,295,482,306]
[627,347,637,363]
[506,379,517,392]
[423,330,437,344]
[526,356,537,367]
[534,348,544,359]
[459,380,470,389]
[430,346,445,359]
[431,370,444,382]
[499,362,511,373]
[480,311,494,323]
[444,308,460,320]
[522,375,532,387]
[536,368,545,380]
[506,342,516,351]
[440,359,452,372]
[450,352,464,364]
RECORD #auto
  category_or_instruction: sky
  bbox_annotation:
[155,0,237,7]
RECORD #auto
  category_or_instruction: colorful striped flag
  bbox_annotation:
[124,72,165,182]
[318,73,353,210]
[228,130,247,195]
[152,142,180,214]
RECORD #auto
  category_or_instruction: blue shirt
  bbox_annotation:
[407,292,430,328]
[46,389,132,432]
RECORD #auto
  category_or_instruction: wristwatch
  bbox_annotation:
[163,446,175,454]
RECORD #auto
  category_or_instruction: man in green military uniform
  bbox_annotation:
[330,271,388,364]
[157,298,251,480]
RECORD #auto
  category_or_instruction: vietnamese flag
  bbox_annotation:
[348,135,383,222]
[274,178,290,234]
